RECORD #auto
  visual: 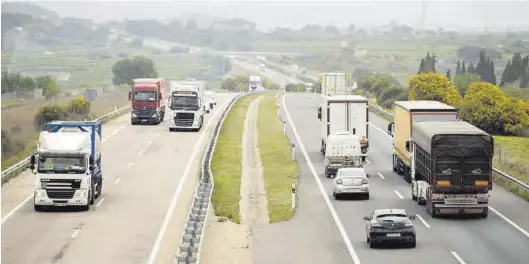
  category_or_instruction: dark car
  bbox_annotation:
[363,209,416,248]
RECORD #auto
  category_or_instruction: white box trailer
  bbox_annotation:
[318,95,369,159]
[320,73,347,96]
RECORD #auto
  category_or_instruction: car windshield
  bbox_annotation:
[37,156,86,174]
[170,96,199,110]
[133,91,156,102]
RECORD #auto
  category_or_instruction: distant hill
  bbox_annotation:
[1,2,61,24]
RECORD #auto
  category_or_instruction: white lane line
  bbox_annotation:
[147,140,152,146]
[377,172,386,180]
[137,149,144,155]
[368,122,392,140]
[282,94,362,264]
[71,229,81,239]
[488,206,529,238]
[415,214,431,228]
[393,190,404,199]
[95,198,105,208]
[127,162,134,168]
[1,195,32,225]
[368,117,529,239]
[102,124,127,143]
[146,98,232,264]
[450,251,467,264]
[365,158,371,164]
[114,178,121,185]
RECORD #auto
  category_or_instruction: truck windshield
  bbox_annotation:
[133,91,156,102]
[37,156,85,174]
[250,81,259,85]
[170,96,199,110]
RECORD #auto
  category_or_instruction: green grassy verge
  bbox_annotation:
[210,93,261,223]
[257,94,300,223]
[493,136,529,201]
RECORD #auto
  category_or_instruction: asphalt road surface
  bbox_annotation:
[1,93,236,264]
[282,92,529,264]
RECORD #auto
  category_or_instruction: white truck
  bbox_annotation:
[320,72,347,96]
[259,64,266,72]
[168,81,205,132]
[318,95,369,160]
[204,91,217,110]
[30,121,103,211]
[249,75,263,92]
[324,132,364,178]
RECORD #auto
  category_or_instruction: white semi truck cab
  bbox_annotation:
[249,75,263,92]
[30,121,103,211]
[168,81,205,132]
[324,132,365,178]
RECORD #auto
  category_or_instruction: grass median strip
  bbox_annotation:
[257,94,300,223]
[210,93,261,223]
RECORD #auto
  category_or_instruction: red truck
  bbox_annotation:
[128,78,167,125]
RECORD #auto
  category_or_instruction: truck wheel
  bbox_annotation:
[396,158,404,175]
[89,182,95,205]
[479,208,489,218]
[160,113,165,122]
[411,185,417,201]
[362,156,366,162]
[403,167,411,183]
[95,176,103,199]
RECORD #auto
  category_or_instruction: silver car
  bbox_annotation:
[332,167,369,200]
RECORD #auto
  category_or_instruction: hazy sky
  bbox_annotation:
[8,0,529,31]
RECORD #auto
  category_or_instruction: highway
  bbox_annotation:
[1,93,235,264]
[234,60,529,264]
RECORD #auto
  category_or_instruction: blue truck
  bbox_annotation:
[30,120,103,211]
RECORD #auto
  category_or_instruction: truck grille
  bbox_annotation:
[134,109,155,117]
[43,179,81,189]
[445,199,478,205]
[176,112,194,119]
[175,112,194,127]
[46,189,76,199]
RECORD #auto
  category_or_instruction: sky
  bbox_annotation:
[7,0,529,31]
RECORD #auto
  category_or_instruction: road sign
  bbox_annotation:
[84,89,98,102]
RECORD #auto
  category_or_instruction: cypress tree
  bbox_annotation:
[456,60,462,76]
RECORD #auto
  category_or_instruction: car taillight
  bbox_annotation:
[336,179,342,185]
[362,179,368,184]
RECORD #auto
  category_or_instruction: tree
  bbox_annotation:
[445,69,451,80]
[456,60,462,76]
[418,51,436,74]
[461,82,528,134]
[35,75,58,99]
[501,53,529,87]
[408,73,462,107]
[34,104,66,129]
[111,56,158,86]
[453,73,481,96]
[461,61,467,75]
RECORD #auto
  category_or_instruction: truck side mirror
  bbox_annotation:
[363,216,370,221]
[89,165,94,171]
[387,122,394,136]
[128,91,132,100]
[30,155,36,165]
[89,156,94,165]
[317,107,322,120]
[405,141,410,152]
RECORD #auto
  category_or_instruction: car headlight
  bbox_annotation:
[132,113,137,117]
[405,223,414,227]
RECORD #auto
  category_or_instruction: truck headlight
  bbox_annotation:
[151,113,157,118]
[75,190,87,197]
[132,113,137,117]
[35,189,46,197]
[41,182,47,188]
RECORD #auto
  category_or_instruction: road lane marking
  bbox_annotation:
[147,140,152,146]
[71,229,81,239]
[95,198,105,208]
[128,162,134,168]
[488,206,529,238]
[450,251,467,264]
[377,172,386,180]
[369,116,529,239]
[368,122,392,140]
[282,94,362,264]
[102,124,127,143]
[114,178,121,184]
[138,149,144,155]
[365,158,371,164]
[415,214,431,228]
[393,190,404,199]
[146,97,233,264]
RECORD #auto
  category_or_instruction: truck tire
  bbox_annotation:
[396,158,404,175]
[411,185,417,201]
[95,175,103,199]
[160,112,165,122]
[403,166,411,183]
[479,208,489,218]
[392,154,398,172]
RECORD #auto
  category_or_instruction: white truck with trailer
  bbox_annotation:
[168,81,205,132]
[324,132,365,178]
[317,95,370,160]
[30,121,103,211]
[320,72,347,96]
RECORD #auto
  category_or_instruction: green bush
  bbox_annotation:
[34,104,66,129]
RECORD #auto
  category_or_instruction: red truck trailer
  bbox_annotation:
[128,78,167,125]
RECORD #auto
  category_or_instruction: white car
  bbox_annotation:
[204,91,217,109]
[332,167,369,200]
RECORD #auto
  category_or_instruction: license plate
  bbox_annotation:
[141,119,148,122]
[54,203,67,207]
[387,233,401,237]
[347,188,359,192]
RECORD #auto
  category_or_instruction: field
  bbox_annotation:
[257,94,300,223]
[210,93,261,223]
[493,136,529,200]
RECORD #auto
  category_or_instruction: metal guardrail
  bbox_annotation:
[174,92,246,264]
[1,105,132,181]
[366,104,529,195]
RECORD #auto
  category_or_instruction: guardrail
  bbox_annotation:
[367,104,529,195]
[174,92,246,264]
[1,105,132,183]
